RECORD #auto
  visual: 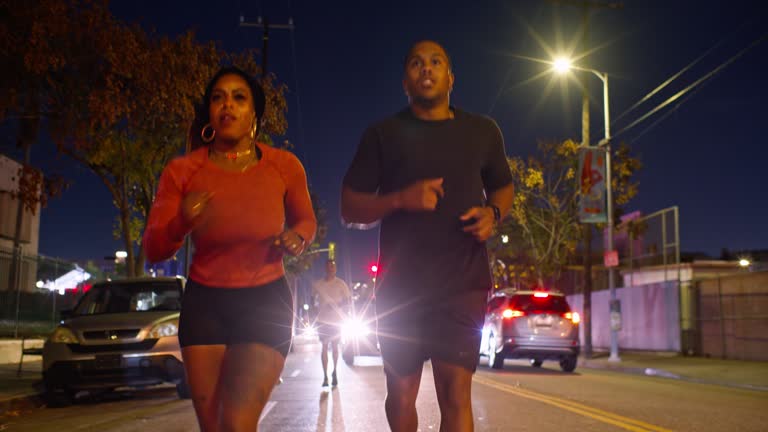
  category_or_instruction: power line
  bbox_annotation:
[612,36,725,125]
[613,31,768,141]
[612,20,755,126]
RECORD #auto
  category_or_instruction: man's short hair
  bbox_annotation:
[403,40,453,72]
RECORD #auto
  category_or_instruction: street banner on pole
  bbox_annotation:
[578,147,608,223]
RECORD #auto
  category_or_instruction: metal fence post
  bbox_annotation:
[13,244,24,338]
[717,276,727,359]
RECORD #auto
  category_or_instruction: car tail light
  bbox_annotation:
[533,292,549,298]
[502,309,525,319]
[564,312,581,324]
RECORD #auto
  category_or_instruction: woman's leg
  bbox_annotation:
[218,343,285,432]
[182,345,227,432]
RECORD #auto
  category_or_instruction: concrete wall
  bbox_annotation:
[0,153,41,293]
[568,281,681,352]
[0,339,44,364]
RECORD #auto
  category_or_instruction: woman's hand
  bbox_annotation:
[273,229,306,256]
[180,191,213,227]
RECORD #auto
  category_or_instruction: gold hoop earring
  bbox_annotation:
[250,117,258,141]
[201,123,215,143]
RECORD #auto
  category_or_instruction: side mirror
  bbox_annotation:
[59,309,74,321]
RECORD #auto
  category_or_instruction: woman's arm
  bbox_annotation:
[142,164,193,263]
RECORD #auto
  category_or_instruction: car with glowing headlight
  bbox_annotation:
[480,289,580,372]
[341,291,379,365]
[42,277,188,406]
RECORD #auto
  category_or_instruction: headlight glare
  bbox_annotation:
[149,319,179,338]
[341,319,370,341]
[49,326,78,344]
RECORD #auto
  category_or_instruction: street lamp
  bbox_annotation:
[554,58,620,362]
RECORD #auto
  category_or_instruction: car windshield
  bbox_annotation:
[512,294,570,314]
[74,280,182,315]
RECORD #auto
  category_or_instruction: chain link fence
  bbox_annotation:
[0,247,83,338]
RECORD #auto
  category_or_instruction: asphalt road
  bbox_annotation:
[2,346,766,431]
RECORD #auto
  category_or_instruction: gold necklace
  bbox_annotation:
[212,148,253,161]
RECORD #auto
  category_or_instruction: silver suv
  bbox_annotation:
[42,277,189,406]
[480,289,580,372]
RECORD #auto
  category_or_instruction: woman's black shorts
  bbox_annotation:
[179,277,294,357]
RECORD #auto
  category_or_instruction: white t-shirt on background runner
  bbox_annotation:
[312,277,351,324]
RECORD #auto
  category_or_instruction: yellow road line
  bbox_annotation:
[474,375,675,432]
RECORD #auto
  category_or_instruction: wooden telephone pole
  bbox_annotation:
[239,15,295,76]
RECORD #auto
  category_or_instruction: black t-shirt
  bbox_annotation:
[343,107,513,299]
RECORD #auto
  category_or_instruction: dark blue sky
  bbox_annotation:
[16,0,768,282]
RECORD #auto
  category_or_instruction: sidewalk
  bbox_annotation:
[0,359,44,416]
[1,351,767,416]
[579,351,768,391]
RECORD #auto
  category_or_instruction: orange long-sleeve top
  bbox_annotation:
[143,144,317,288]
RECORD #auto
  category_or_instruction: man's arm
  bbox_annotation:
[340,186,401,229]
[460,182,514,242]
[341,178,446,229]
[488,182,514,221]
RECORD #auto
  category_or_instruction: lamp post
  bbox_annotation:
[554,58,620,362]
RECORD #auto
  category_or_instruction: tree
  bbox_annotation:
[496,140,641,289]
[500,139,582,286]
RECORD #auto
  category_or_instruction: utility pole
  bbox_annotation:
[239,15,295,76]
[547,0,623,359]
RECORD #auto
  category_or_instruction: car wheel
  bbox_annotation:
[531,359,543,368]
[44,387,75,408]
[176,378,192,399]
[488,334,505,370]
[560,355,578,373]
[342,347,355,366]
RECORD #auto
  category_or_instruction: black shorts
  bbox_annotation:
[179,277,293,357]
[316,322,342,344]
[376,289,488,376]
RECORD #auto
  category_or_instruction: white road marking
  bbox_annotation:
[259,401,277,423]
[290,369,301,378]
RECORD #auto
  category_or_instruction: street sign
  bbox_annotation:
[604,250,619,267]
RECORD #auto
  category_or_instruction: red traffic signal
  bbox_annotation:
[369,264,379,275]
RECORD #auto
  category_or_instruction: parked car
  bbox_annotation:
[42,277,188,406]
[341,291,379,365]
[479,288,580,372]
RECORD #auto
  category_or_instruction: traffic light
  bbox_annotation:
[370,264,378,275]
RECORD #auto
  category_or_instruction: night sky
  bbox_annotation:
[14,0,768,282]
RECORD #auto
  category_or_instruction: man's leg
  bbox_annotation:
[384,366,423,432]
[432,359,475,432]
[330,340,340,386]
[428,289,487,432]
[320,339,330,386]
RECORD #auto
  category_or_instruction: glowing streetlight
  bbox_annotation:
[552,56,619,362]
[739,259,751,268]
[115,251,128,259]
[501,234,509,244]
[553,57,572,74]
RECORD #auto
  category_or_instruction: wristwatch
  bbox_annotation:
[488,204,501,223]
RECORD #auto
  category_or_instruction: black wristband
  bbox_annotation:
[488,204,501,223]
